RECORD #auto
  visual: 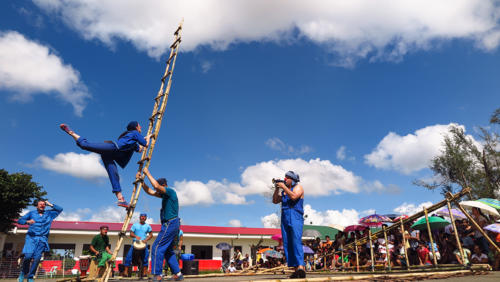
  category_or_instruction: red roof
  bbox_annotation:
[15,221,280,235]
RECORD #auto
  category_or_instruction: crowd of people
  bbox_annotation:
[302,213,500,271]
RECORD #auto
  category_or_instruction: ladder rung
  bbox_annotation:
[149,111,162,121]
[166,52,177,64]
[137,156,150,165]
[161,71,172,82]
[170,38,181,49]
[133,177,144,185]
[174,26,182,36]
[155,93,166,101]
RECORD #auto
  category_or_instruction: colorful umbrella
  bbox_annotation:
[383,214,399,220]
[344,225,368,232]
[303,245,314,254]
[484,223,500,234]
[257,247,273,254]
[393,215,409,223]
[434,207,466,219]
[476,198,500,210]
[264,250,283,259]
[411,216,450,231]
[271,233,282,241]
[215,242,232,250]
[359,214,392,227]
[459,200,500,218]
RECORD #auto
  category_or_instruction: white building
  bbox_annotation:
[0,220,281,275]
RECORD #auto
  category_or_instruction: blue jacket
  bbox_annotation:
[114,130,147,168]
[18,205,63,237]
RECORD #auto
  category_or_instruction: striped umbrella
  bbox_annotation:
[393,215,409,223]
[344,225,368,232]
[476,198,500,210]
[434,207,466,219]
[359,214,392,227]
[484,223,500,234]
[459,200,500,217]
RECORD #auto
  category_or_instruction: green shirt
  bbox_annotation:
[91,234,110,253]
[161,187,179,223]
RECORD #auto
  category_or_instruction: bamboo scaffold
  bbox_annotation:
[99,20,183,282]
[320,187,500,273]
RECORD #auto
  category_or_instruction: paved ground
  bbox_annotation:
[2,271,499,281]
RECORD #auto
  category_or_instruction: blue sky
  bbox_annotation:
[1,0,499,228]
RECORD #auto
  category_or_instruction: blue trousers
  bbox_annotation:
[281,208,304,267]
[77,137,122,193]
[151,218,180,276]
[124,245,149,266]
[21,237,47,279]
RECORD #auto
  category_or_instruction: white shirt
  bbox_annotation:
[228,266,236,272]
[471,253,488,261]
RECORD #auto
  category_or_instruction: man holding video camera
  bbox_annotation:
[272,171,305,278]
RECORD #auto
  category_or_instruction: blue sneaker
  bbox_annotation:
[27,279,34,282]
[18,272,24,282]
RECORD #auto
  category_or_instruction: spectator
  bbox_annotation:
[227,262,236,273]
[471,245,489,264]
[417,241,432,266]
[452,240,471,266]
[471,207,490,254]
[311,237,321,253]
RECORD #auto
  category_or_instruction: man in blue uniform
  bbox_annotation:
[17,200,63,282]
[60,121,151,208]
[272,171,305,278]
[138,167,183,281]
[123,213,153,277]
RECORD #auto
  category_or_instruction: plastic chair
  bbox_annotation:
[48,266,58,278]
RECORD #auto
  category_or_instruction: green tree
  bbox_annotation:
[0,169,47,233]
[416,109,500,199]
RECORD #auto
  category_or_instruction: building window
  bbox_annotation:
[191,245,212,259]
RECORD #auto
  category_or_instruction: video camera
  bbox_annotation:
[272,178,285,184]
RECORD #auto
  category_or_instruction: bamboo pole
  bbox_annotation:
[340,244,344,272]
[454,201,500,254]
[400,218,410,269]
[423,207,438,266]
[368,229,375,272]
[382,225,391,271]
[446,199,466,266]
[354,237,360,272]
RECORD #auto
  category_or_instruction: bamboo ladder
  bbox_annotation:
[99,21,183,282]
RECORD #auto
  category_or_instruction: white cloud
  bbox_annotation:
[0,31,90,116]
[174,158,396,206]
[58,208,92,221]
[35,152,107,180]
[336,146,346,160]
[56,206,156,223]
[336,145,355,161]
[89,207,155,224]
[201,61,213,73]
[261,213,279,228]
[303,204,362,227]
[265,137,312,156]
[229,219,242,227]
[34,0,500,66]
[364,123,480,174]
[393,201,433,215]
